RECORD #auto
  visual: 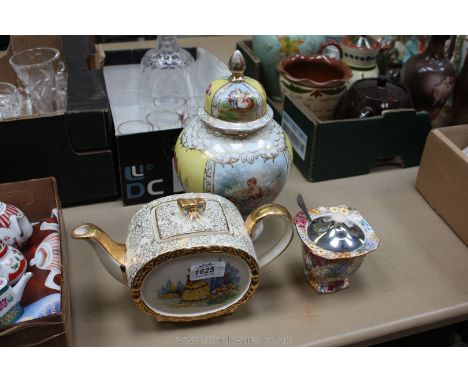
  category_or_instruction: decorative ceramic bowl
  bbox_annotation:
[294,205,380,294]
[252,35,326,100]
[72,192,293,322]
[277,51,352,120]
[342,35,381,69]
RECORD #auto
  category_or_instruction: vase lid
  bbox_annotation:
[343,35,380,51]
[200,50,272,135]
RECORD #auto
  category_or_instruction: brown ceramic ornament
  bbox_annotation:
[401,35,456,120]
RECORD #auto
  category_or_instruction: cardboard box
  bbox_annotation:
[0,177,71,346]
[237,39,433,182]
[0,36,119,206]
[282,95,432,181]
[416,125,468,245]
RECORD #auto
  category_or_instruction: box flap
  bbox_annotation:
[416,126,468,245]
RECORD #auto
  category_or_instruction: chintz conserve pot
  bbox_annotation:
[294,205,380,294]
[72,193,293,322]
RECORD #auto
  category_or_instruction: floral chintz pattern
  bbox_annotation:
[295,205,380,294]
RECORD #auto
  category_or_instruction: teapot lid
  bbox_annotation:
[343,35,380,50]
[199,50,273,135]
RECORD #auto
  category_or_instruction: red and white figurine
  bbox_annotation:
[30,232,61,291]
[0,202,33,248]
[0,241,27,285]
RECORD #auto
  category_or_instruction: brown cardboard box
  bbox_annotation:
[416,125,468,245]
[0,177,71,346]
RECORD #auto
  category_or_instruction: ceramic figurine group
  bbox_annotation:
[0,202,34,327]
[73,49,381,324]
[0,202,63,329]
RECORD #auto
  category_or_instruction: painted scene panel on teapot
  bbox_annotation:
[157,261,241,308]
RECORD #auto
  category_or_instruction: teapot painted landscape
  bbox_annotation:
[72,193,293,322]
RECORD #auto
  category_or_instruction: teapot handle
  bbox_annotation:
[317,41,344,59]
[244,204,293,268]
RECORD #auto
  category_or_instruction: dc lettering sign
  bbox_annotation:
[123,164,164,200]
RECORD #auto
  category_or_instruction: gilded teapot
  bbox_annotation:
[72,193,293,322]
[174,50,293,217]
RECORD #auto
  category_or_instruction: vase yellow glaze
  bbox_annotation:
[175,50,293,216]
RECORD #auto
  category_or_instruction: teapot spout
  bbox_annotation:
[72,223,127,284]
[11,272,33,302]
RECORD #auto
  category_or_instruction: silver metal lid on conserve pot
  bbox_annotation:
[307,213,365,252]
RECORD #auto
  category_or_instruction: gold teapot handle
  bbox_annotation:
[244,204,293,268]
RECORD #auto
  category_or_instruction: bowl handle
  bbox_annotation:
[318,41,343,59]
[244,204,293,268]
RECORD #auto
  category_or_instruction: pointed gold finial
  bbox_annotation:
[228,50,246,82]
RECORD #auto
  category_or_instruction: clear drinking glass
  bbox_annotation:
[109,89,146,123]
[186,95,205,117]
[139,36,196,113]
[0,82,21,120]
[9,47,65,114]
[152,95,187,117]
[117,120,154,136]
[146,110,182,131]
